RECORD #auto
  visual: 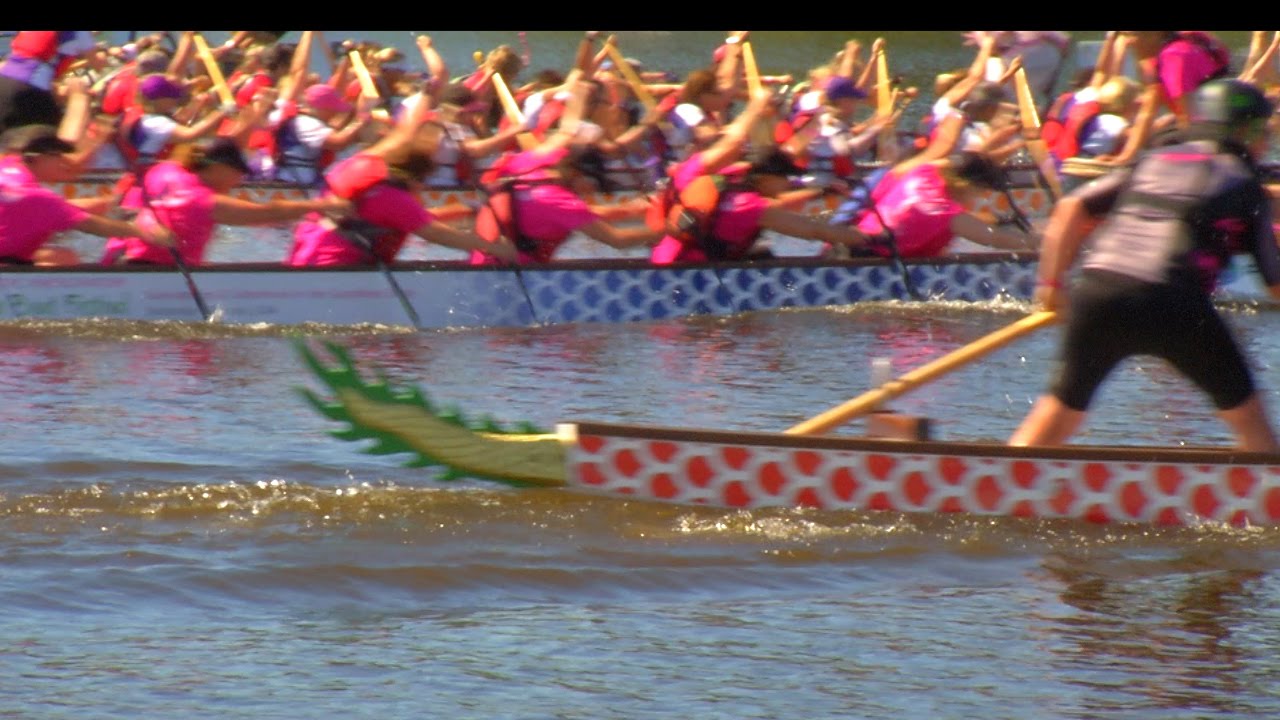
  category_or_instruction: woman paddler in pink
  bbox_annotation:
[468,78,663,265]
[840,150,1038,259]
[0,125,171,265]
[286,105,517,267]
[101,138,350,266]
[649,88,870,265]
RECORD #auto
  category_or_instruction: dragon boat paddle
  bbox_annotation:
[785,310,1058,435]
[454,79,542,324]
[192,33,236,108]
[336,218,425,330]
[123,172,218,322]
[1014,67,1064,202]
[469,183,542,326]
[836,167,924,301]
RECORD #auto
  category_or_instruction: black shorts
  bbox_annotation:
[1051,269,1255,412]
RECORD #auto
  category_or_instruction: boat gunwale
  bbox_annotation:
[570,420,1280,466]
[0,252,1040,274]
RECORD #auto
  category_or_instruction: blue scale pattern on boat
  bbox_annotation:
[455,260,1037,327]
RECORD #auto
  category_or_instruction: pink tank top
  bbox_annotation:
[855,163,963,258]
[102,161,215,266]
[0,155,88,261]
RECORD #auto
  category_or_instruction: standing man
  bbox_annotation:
[1010,79,1280,451]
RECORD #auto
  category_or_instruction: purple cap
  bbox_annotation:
[825,76,867,102]
[139,74,185,101]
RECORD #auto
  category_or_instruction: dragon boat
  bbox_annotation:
[0,253,1042,326]
[299,340,1280,527]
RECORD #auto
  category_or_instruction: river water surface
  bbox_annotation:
[6,28,1280,720]
[6,301,1280,718]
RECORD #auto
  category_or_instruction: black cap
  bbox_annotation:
[952,151,1010,190]
[3,124,75,156]
[569,146,612,192]
[746,148,804,177]
[199,138,252,174]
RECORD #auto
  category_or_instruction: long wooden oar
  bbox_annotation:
[873,44,899,162]
[1014,67,1064,201]
[491,73,540,151]
[192,33,235,107]
[874,46,892,119]
[338,220,424,330]
[740,40,775,149]
[602,39,656,110]
[785,310,1058,435]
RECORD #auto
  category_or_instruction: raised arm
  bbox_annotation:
[715,31,748,95]
[694,87,773,174]
[415,35,448,102]
[167,31,195,78]
[836,39,861,80]
[941,34,997,107]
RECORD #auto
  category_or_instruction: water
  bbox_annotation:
[8,29,1280,718]
[6,302,1280,717]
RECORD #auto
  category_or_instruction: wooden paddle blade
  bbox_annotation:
[739,41,775,149]
[785,311,1058,435]
[742,40,763,96]
[1014,68,1064,201]
[603,41,656,110]
[192,33,235,106]
[875,46,891,118]
[490,73,539,151]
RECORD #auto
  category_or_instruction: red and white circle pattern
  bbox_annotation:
[569,433,1280,526]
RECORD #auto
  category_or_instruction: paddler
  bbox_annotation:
[649,88,870,265]
[114,74,234,173]
[1095,31,1233,167]
[833,150,1039,259]
[101,137,350,267]
[286,113,517,267]
[1010,79,1280,452]
[0,124,171,265]
[468,78,662,265]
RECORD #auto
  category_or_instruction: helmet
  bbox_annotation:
[1190,79,1273,127]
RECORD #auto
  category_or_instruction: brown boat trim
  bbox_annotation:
[0,252,1039,274]
[571,421,1280,466]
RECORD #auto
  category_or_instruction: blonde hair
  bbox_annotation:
[1096,77,1139,114]
[487,45,524,82]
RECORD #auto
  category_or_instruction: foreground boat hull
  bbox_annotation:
[567,423,1280,526]
[0,255,1038,326]
[300,341,1280,527]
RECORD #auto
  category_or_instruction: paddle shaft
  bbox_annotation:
[192,34,235,107]
[490,73,539,151]
[343,225,425,330]
[602,41,655,110]
[437,121,542,326]
[785,311,1058,435]
[130,173,216,322]
[1014,68,1064,201]
[847,170,922,301]
[124,170,215,319]
[740,41,774,149]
